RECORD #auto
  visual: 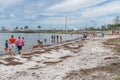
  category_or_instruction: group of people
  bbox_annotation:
[51,34,62,43]
[5,35,24,56]
[82,31,105,39]
[83,32,88,38]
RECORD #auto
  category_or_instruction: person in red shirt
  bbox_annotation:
[9,35,16,56]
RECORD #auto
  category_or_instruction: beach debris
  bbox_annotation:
[2,57,23,66]
[32,49,46,54]
[104,56,119,60]
[59,55,73,59]
[28,64,46,70]
[43,59,63,65]
[5,61,23,66]
[0,61,4,64]
[63,70,81,80]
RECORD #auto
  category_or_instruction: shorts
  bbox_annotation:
[17,46,22,51]
[5,48,8,51]
[9,44,16,51]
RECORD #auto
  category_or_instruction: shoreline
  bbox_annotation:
[0,35,84,60]
[0,34,120,80]
[0,36,82,56]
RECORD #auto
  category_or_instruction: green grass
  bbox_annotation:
[104,38,120,54]
[115,73,120,80]
[104,38,120,45]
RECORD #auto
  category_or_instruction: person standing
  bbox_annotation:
[101,31,104,38]
[22,37,25,46]
[9,35,16,56]
[56,35,59,43]
[51,35,54,43]
[16,36,24,54]
[60,35,62,43]
[53,34,56,44]
[5,40,9,54]
[44,39,47,43]
[83,32,87,38]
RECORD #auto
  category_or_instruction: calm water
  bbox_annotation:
[0,33,82,54]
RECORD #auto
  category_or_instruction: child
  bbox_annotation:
[5,40,9,54]
[33,40,43,49]
[44,39,47,43]
[37,40,43,47]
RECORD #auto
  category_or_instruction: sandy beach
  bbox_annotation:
[0,34,120,80]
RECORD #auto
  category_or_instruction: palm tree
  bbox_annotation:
[38,26,41,30]
[15,26,19,30]
[24,25,29,30]
[37,26,41,39]
[20,27,23,30]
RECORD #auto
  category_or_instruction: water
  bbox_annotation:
[0,33,82,54]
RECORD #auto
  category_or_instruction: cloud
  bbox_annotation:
[10,13,16,18]
[46,0,107,12]
[81,1,120,18]
[44,0,120,28]
[0,0,24,12]
[0,0,120,29]
[23,1,47,14]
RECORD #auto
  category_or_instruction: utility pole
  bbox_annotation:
[65,16,67,32]
[50,24,51,33]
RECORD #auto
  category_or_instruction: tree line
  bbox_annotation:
[1,26,41,31]
[84,23,120,31]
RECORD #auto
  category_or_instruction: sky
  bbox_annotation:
[0,0,120,30]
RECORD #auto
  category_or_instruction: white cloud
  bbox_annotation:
[23,1,46,15]
[10,13,16,18]
[44,0,120,28]
[0,0,24,12]
[24,15,36,20]
[39,17,66,24]
[81,1,120,18]
[46,0,107,12]
[0,0,120,29]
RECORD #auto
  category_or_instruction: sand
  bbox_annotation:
[0,35,119,80]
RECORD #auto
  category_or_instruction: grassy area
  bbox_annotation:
[104,38,120,45]
[80,62,120,75]
[116,74,120,80]
[103,37,120,80]
[104,38,120,54]
[65,62,120,80]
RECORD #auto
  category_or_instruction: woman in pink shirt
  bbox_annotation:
[16,36,24,54]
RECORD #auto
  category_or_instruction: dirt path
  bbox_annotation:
[0,35,119,80]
